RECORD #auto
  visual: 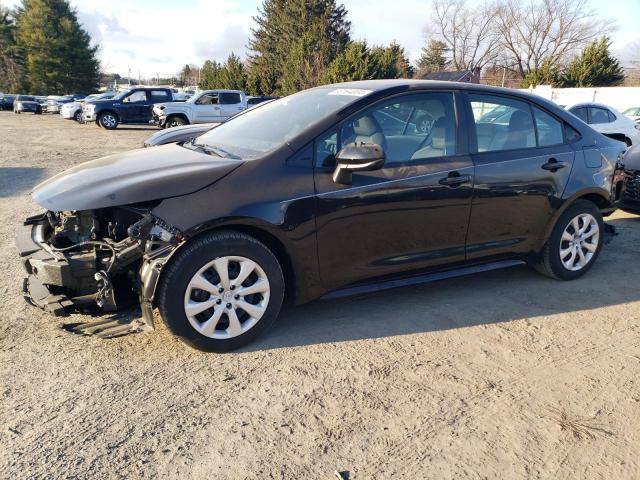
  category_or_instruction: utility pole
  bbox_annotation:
[128,65,131,86]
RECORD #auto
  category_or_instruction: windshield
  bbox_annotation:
[623,107,640,115]
[113,90,132,100]
[197,87,372,158]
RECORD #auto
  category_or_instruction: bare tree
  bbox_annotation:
[426,0,501,72]
[494,0,614,78]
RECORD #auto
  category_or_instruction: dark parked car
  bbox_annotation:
[1,94,16,110]
[13,95,42,114]
[17,80,624,351]
[619,145,640,214]
[143,122,219,147]
[82,87,174,129]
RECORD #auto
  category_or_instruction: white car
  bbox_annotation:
[567,102,640,147]
[153,89,248,128]
[623,107,640,124]
[60,93,114,121]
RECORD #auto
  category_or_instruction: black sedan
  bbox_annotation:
[619,145,640,214]
[1,94,16,110]
[17,80,624,351]
[13,95,42,114]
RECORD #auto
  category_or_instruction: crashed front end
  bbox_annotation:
[17,207,184,337]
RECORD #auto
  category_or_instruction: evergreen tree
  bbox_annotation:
[199,60,221,89]
[0,6,25,92]
[247,0,351,95]
[521,58,561,87]
[15,0,99,94]
[417,40,448,74]
[217,53,247,90]
[559,37,624,87]
[322,41,373,84]
[370,42,414,79]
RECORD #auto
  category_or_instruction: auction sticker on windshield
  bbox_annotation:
[328,88,372,97]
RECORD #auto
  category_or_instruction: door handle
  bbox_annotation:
[541,158,567,171]
[439,173,471,186]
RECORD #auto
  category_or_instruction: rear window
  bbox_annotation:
[532,106,564,147]
[150,90,171,102]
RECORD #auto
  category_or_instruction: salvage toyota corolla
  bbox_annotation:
[17,80,625,351]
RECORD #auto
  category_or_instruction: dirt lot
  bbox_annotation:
[1,111,639,479]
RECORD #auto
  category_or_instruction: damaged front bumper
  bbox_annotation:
[16,213,183,337]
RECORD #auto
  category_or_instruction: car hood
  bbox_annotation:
[32,144,243,211]
[144,123,219,147]
[624,145,640,171]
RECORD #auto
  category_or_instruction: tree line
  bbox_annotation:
[0,0,627,96]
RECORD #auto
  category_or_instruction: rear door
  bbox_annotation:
[218,92,244,120]
[464,93,576,258]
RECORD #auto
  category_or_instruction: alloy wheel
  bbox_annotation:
[183,256,271,339]
[559,213,600,271]
[102,114,116,128]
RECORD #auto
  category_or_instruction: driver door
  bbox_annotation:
[193,92,221,123]
[313,92,474,291]
[120,90,149,123]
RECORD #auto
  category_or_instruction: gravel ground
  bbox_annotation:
[1,111,639,479]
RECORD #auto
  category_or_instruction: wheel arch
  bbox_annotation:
[537,189,612,251]
[166,113,190,124]
[98,109,119,122]
[156,222,297,306]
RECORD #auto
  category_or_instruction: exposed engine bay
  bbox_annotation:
[16,207,184,337]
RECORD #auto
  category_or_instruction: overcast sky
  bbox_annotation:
[2,0,639,77]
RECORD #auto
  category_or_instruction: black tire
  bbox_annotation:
[534,199,604,280]
[74,110,82,122]
[35,107,42,115]
[166,115,188,128]
[98,111,118,129]
[157,230,285,352]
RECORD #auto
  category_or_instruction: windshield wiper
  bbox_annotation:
[191,142,240,159]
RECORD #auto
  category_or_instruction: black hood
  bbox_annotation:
[33,144,242,211]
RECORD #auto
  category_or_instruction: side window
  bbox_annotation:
[315,129,338,167]
[532,106,564,146]
[607,109,617,122]
[220,92,241,105]
[123,91,147,103]
[196,93,218,105]
[469,94,535,152]
[150,90,170,102]
[338,93,457,165]
[570,107,588,123]
[589,107,611,124]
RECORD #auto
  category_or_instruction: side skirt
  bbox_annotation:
[320,259,525,300]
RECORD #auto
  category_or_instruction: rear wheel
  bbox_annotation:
[157,230,285,352]
[534,200,604,280]
[99,112,118,129]
[166,115,187,128]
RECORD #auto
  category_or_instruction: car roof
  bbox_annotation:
[565,102,619,111]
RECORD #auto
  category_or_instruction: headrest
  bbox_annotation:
[353,115,380,136]
[509,110,533,131]
[431,128,446,150]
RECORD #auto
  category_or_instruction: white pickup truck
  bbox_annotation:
[153,89,248,128]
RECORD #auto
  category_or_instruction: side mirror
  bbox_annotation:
[332,142,386,185]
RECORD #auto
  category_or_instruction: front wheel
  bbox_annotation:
[74,110,82,122]
[534,200,604,280]
[98,112,118,129]
[157,230,285,352]
[166,115,187,128]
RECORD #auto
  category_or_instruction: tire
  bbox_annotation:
[35,107,42,115]
[166,115,187,128]
[534,200,604,280]
[74,110,82,122]
[98,111,118,129]
[157,230,285,352]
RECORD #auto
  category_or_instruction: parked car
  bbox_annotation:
[618,145,640,214]
[567,102,640,146]
[623,107,640,123]
[152,89,248,128]
[0,94,16,110]
[18,80,624,351]
[45,95,74,114]
[61,92,116,122]
[83,87,174,129]
[247,95,279,108]
[143,122,219,147]
[13,95,42,114]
